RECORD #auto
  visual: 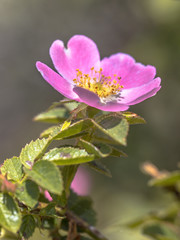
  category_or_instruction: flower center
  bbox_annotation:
[73,67,123,101]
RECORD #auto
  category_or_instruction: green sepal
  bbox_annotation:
[33,107,68,123]
[121,111,146,125]
[63,100,79,111]
[86,106,101,118]
[110,147,127,158]
[42,147,95,165]
[19,215,36,239]
[48,98,77,110]
[15,179,39,208]
[0,193,21,233]
[1,157,23,182]
[20,138,50,169]
[68,103,88,119]
[87,160,112,177]
[25,160,63,195]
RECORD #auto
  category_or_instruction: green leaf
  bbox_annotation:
[33,108,68,123]
[79,139,111,158]
[48,98,77,110]
[121,111,146,125]
[68,103,88,119]
[40,203,56,217]
[110,147,127,158]
[19,215,36,239]
[142,223,179,240]
[87,160,112,177]
[25,160,63,195]
[40,126,59,138]
[63,101,79,111]
[42,147,95,165]
[0,193,21,233]
[149,171,180,187]
[1,157,23,182]
[52,119,94,140]
[68,191,96,226]
[15,180,39,208]
[40,126,89,139]
[93,115,129,146]
[20,138,50,169]
[61,165,78,198]
[86,106,101,118]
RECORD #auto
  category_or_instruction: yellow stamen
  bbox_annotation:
[73,67,123,99]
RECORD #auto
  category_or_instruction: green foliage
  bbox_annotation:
[15,179,39,208]
[20,138,50,168]
[0,193,21,233]
[87,161,112,177]
[40,202,57,217]
[121,111,146,125]
[110,147,127,157]
[68,191,96,226]
[19,215,36,239]
[34,107,68,123]
[0,101,146,239]
[52,119,94,140]
[128,163,180,240]
[1,157,23,182]
[149,171,180,187]
[43,147,95,165]
[93,114,129,146]
[25,160,63,195]
[142,223,179,240]
[79,140,111,158]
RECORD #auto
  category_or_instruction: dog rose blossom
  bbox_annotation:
[36,35,161,112]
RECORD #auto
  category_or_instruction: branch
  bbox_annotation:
[66,210,109,240]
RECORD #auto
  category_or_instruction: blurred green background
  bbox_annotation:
[0,0,180,239]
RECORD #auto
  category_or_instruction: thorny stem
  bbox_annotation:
[27,202,108,240]
[66,210,109,240]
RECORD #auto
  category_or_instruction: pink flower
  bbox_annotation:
[36,35,161,112]
[71,167,91,196]
[44,168,91,201]
[44,190,53,201]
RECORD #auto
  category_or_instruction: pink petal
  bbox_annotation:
[71,167,91,196]
[50,35,100,81]
[36,61,79,100]
[73,87,129,112]
[44,190,53,202]
[119,77,161,104]
[101,53,156,88]
[128,86,161,105]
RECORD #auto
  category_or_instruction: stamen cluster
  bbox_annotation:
[73,67,123,99]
